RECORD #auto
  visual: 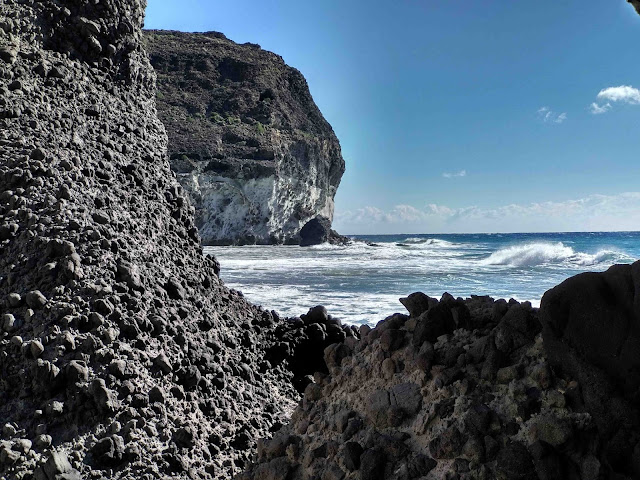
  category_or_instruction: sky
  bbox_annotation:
[145,0,640,234]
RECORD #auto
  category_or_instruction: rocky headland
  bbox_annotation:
[0,1,351,478]
[144,30,346,246]
[1,1,640,480]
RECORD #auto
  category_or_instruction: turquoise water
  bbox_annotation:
[204,231,640,326]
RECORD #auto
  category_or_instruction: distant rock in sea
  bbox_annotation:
[145,30,345,246]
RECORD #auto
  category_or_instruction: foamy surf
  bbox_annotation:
[401,237,454,246]
[205,232,639,326]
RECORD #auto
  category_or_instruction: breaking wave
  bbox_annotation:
[205,232,639,325]
[481,242,628,268]
[400,237,454,247]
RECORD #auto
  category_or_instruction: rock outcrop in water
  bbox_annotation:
[144,30,345,245]
[0,2,354,479]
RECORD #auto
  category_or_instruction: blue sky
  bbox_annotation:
[146,0,640,234]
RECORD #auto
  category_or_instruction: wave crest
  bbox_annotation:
[481,242,629,268]
[402,237,453,247]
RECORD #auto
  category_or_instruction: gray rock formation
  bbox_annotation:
[144,31,345,245]
[242,294,605,480]
[0,2,350,479]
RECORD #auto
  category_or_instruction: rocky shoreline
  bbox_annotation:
[242,268,640,479]
[1,1,640,480]
[0,1,336,478]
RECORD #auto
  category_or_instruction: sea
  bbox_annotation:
[203,231,640,326]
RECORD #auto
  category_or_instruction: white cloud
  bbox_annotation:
[590,85,640,114]
[597,85,640,104]
[442,169,466,178]
[333,192,640,234]
[537,106,567,124]
[590,102,611,115]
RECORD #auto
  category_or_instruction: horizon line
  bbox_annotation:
[340,229,640,236]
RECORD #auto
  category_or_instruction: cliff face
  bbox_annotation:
[144,31,345,245]
[0,2,330,478]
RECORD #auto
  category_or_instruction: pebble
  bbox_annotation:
[25,290,47,309]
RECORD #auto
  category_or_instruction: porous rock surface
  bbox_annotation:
[144,30,345,245]
[0,1,347,479]
[242,289,637,480]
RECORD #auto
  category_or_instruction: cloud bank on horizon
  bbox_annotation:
[333,192,640,235]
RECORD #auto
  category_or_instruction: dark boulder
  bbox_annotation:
[495,442,537,480]
[299,216,332,246]
[360,448,386,480]
[540,261,640,474]
[400,292,437,318]
[540,262,640,395]
[413,302,457,346]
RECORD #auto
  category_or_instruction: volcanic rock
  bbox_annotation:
[540,260,640,475]
[241,294,601,480]
[0,1,324,479]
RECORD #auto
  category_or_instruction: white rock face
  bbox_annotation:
[179,135,340,245]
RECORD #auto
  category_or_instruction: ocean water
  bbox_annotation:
[203,232,640,326]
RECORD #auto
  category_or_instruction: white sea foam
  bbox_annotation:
[401,237,454,247]
[480,242,629,268]
[205,234,638,326]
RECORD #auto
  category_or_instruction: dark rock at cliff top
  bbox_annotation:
[0,2,349,479]
[144,30,345,245]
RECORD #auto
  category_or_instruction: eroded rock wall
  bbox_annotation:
[145,31,345,245]
[0,2,303,478]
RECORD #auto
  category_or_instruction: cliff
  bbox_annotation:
[144,30,345,245]
[0,1,351,479]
